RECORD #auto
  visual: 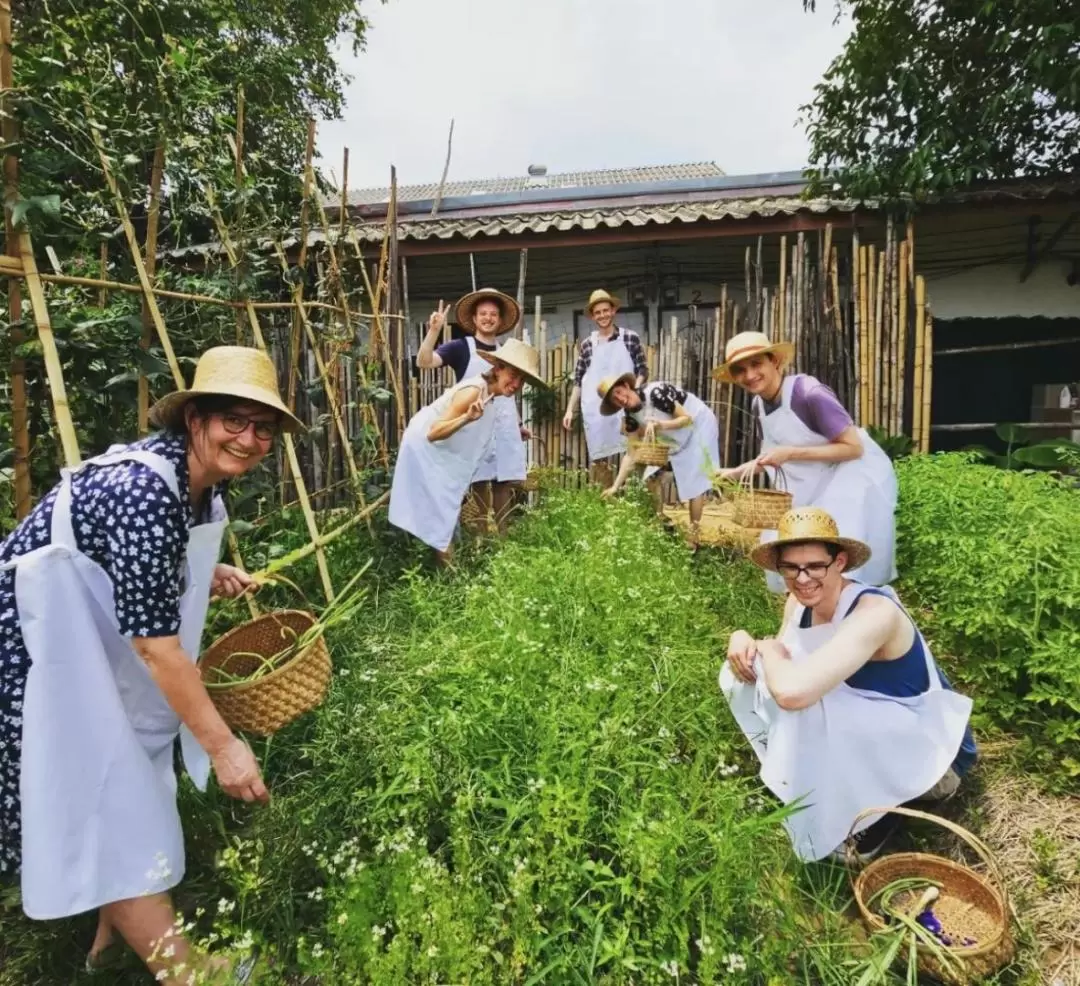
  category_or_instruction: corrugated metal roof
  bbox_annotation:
[336,194,858,244]
[342,162,726,205]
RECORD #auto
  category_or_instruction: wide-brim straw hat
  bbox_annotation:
[597,371,637,416]
[455,288,521,336]
[713,331,795,383]
[587,288,620,313]
[477,337,549,390]
[750,506,872,573]
[149,345,304,433]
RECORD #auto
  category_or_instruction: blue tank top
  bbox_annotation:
[799,588,977,775]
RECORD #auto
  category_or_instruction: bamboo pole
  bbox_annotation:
[138,143,166,435]
[875,248,885,429]
[922,310,934,453]
[912,275,927,448]
[1,0,30,516]
[233,87,246,342]
[858,244,869,426]
[898,240,909,435]
[255,492,389,580]
[287,119,317,410]
[890,229,901,434]
[97,242,107,308]
[18,230,81,465]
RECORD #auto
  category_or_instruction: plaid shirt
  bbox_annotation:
[573,327,648,387]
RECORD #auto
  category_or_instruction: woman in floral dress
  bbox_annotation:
[0,346,299,984]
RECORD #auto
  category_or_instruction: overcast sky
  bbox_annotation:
[317,0,851,192]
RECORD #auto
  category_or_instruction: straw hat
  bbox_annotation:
[587,289,620,314]
[149,346,304,433]
[477,337,549,390]
[455,288,521,336]
[597,371,637,416]
[750,507,872,573]
[713,331,795,383]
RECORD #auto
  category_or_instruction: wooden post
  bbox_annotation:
[1,0,31,516]
[138,143,165,435]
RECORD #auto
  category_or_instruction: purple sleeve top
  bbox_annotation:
[761,374,854,441]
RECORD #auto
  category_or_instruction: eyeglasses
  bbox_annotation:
[776,559,835,582]
[219,412,279,442]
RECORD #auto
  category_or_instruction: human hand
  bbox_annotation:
[428,300,450,335]
[210,564,257,600]
[562,408,574,431]
[211,736,269,803]
[726,630,758,683]
[600,485,619,500]
[643,420,658,443]
[465,394,493,422]
[757,446,795,468]
[519,426,533,440]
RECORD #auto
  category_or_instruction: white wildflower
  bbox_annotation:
[725,953,747,973]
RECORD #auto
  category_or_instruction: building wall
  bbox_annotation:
[924,261,1080,321]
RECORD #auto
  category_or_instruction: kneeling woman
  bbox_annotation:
[0,346,300,984]
[390,338,547,563]
[597,375,720,547]
[719,508,976,863]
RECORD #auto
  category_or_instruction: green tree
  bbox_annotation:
[800,0,1080,201]
[12,0,377,246]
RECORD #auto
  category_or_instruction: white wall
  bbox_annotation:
[925,261,1080,321]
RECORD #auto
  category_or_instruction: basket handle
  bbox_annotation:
[736,461,788,497]
[845,805,1010,914]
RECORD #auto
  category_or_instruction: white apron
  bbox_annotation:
[719,582,972,861]
[580,329,635,462]
[628,387,720,501]
[465,337,527,484]
[756,374,898,593]
[388,376,497,551]
[5,444,225,919]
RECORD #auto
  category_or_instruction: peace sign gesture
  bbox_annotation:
[465,392,494,422]
[428,300,451,335]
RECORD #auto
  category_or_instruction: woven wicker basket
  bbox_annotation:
[630,438,671,468]
[199,610,332,736]
[849,806,1014,986]
[731,465,793,530]
[522,466,540,492]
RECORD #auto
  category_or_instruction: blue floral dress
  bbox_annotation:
[0,434,200,879]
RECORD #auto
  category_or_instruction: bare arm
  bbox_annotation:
[416,302,450,370]
[651,401,692,432]
[427,385,487,442]
[132,635,268,802]
[759,595,900,711]
[758,425,864,470]
[785,425,863,463]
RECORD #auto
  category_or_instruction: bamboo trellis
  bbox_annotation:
[1,8,395,600]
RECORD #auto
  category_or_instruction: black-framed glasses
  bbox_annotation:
[776,559,835,582]
[219,412,279,442]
